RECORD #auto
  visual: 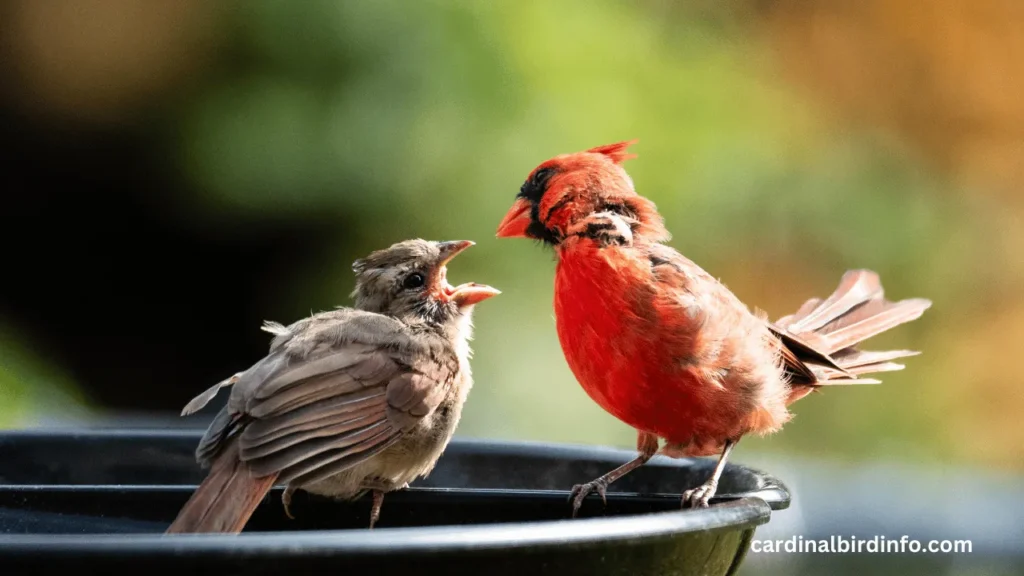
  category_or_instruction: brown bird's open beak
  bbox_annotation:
[436,240,476,266]
[434,240,501,308]
[495,198,531,239]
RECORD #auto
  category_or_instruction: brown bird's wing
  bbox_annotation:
[189,308,457,487]
[769,270,931,402]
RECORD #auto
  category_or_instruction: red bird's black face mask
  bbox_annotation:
[501,166,562,245]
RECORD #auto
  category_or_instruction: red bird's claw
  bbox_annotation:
[681,482,717,509]
[568,480,609,518]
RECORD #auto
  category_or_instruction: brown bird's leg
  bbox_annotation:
[361,478,405,529]
[681,439,737,509]
[569,431,659,518]
[281,485,297,520]
[369,490,385,530]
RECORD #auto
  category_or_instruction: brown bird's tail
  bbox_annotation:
[165,438,278,534]
[769,269,932,405]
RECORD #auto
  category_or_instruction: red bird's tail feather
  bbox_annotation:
[165,438,278,534]
[769,270,932,405]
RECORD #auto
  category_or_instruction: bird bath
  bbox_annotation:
[0,429,789,575]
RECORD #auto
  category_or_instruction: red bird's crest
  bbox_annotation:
[586,140,639,164]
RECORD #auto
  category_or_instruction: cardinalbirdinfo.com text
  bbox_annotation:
[751,535,973,554]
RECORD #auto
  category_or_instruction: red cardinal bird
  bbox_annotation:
[496,140,931,514]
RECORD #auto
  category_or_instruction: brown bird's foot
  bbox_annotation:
[368,489,385,530]
[569,479,609,517]
[681,481,718,508]
[281,485,297,520]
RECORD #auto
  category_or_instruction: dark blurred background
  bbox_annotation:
[0,1,1021,574]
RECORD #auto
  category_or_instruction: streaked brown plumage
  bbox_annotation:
[165,239,499,534]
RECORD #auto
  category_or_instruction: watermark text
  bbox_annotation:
[750,535,972,554]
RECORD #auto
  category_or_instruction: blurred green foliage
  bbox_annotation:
[0,322,90,428]
[5,0,1021,471]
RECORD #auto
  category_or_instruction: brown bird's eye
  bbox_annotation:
[403,272,425,290]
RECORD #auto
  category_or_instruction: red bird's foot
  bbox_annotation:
[681,481,718,509]
[682,439,736,509]
[569,479,609,518]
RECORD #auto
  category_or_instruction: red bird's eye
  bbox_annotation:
[518,167,556,203]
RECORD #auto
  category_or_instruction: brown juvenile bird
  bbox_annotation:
[165,239,499,534]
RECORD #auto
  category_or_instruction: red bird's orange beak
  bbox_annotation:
[434,240,501,308]
[495,198,531,239]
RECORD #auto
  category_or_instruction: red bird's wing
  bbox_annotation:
[645,244,744,309]
[644,247,929,393]
[646,246,825,384]
[644,242,773,364]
